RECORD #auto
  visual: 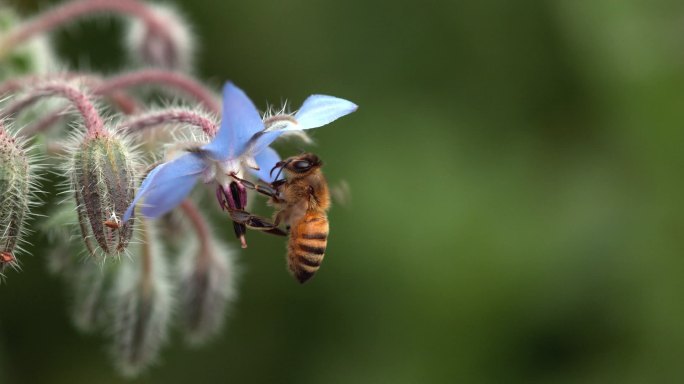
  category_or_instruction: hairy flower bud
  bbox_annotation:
[40,201,116,330]
[110,222,172,377]
[71,260,117,333]
[125,4,195,72]
[40,201,81,276]
[0,126,33,276]
[179,237,237,345]
[71,131,137,257]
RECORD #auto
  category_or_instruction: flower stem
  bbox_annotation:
[19,90,140,137]
[139,218,154,298]
[94,70,220,114]
[0,81,105,137]
[2,70,218,135]
[0,0,169,60]
[118,109,218,137]
[0,72,85,96]
[179,200,212,271]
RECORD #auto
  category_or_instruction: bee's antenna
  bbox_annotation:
[269,163,281,179]
[270,159,291,181]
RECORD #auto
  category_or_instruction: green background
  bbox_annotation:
[3,0,684,383]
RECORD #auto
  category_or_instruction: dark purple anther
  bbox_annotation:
[229,181,248,248]
[237,181,247,208]
[215,183,247,248]
[215,185,227,210]
[227,185,238,210]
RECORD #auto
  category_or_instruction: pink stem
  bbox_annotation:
[20,89,141,136]
[0,81,104,137]
[118,109,218,137]
[0,72,85,96]
[106,91,141,114]
[1,71,217,112]
[180,200,213,270]
[1,0,168,55]
[93,70,220,114]
[2,70,218,134]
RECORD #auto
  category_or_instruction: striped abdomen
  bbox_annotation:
[288,212,329,283]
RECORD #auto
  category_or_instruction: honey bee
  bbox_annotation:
[226,153,330,284]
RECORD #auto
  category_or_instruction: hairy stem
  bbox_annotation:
[118,109,218,137]
[20,90,141,137]
[0,0,169,59]
[0,73,81,96]
[179,200,212,271]
[139,219,153,298]
[94,70,220,114]
[2,70,217,135]
[0,81,105,137]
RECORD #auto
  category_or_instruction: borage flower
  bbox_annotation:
[123,82,357,225]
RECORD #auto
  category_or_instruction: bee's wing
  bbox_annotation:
[202,82,263,161]
[123,153,207,222]
[249,146,283,184]
[330,180,352,207]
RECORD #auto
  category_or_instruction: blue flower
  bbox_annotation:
[123,82,357,222]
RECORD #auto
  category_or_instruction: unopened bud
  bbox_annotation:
[71,131,137,257]
[179,238,237,345]
[125,4,195,72]
[71,259,117,333]
[0,126,32,276]
[110,222,172,377]
[40,201,81,276]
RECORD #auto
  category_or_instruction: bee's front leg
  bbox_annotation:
[230,174,281,200]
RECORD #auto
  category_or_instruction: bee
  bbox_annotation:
[226,153,330,284]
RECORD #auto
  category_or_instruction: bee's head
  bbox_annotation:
[270,153,323,179]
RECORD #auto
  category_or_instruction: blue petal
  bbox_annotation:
[202,82,264,161]
[123,165,162,222]
[123,153,207,221]
[245,95,357,156]
[248,147,283,183]
[293,95,357,130]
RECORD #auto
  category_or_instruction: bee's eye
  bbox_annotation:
[292,160,311,171]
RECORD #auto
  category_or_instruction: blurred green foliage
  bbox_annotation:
[3,0,684,383]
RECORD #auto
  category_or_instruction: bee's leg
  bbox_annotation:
[230,174,280,199]
[273,211,288,233]
[228,209,287,237]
